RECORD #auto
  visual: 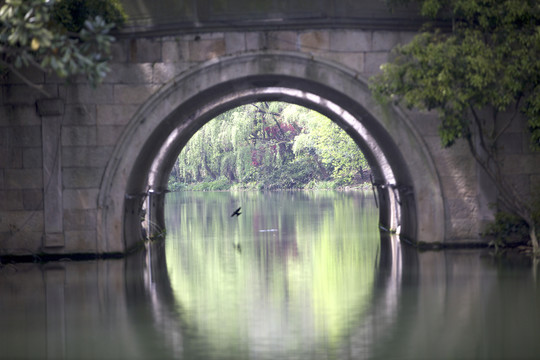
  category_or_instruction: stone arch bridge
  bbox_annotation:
[1,1,538,256]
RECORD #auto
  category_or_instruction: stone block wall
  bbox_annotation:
[1,28,538,255]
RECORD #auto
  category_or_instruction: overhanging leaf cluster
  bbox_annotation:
[374,0,540,149]
[0,0,126,88]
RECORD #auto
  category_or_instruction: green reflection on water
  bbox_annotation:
[164,191,380,356]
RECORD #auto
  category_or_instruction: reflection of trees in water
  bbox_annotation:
[150,191,392,358]
[128,236,540,359]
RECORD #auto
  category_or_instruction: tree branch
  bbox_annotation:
[470,106,489,152]
[271,114,286,138]
[0,58,52,98]
[469,105,499,175]
[493,98,522,145]
[250,104,280,117]
[465,133,531,223]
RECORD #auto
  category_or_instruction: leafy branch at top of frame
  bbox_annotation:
[0,0,127,91]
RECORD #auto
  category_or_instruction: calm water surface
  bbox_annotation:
[1,191,539,359]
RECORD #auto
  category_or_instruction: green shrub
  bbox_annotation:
[304,180,337,190]
[484,186,540,250]
[483,212,529,249]
[168,181,186,192]
[53,0,127,32]
[189,177,231,191]
[208,177,230,191]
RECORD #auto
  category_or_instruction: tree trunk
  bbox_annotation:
[170,159,180,181]
[530,223,539,254]
[466,117,537,250]
[203,154,217,180]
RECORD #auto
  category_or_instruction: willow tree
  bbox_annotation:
[172,102,370,189]
[371,0,540,250]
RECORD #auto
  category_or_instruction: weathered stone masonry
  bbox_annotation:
[1,27,539,256]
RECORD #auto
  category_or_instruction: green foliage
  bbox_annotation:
[372,0,540,249]
[524,86,540,150]
[257,157,317,190]
[169,102,370,191]
[304,180,338,190]
[167,174,186,192]
[0,0,126,87]
[53,0,126,32]
[482,186,540,250]
[293,111,368,185]
[189,177,231,191]
[372,0,540,149]
[483,212,529,249]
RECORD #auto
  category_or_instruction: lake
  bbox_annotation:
[1,191,539,359]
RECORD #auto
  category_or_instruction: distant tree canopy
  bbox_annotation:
[370,0,540,250]
[169,102,370,191]
[0,0,126,90]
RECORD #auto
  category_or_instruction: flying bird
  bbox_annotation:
[231,207,242,217]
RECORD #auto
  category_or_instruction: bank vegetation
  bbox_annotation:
[168,102,371,192]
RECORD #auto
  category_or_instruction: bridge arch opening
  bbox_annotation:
[148,90,404,236]
[168,101,376,192]
[98,52,444,253]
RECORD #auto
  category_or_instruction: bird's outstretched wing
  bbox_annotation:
[231,207,242,217]
[233,242,241,253]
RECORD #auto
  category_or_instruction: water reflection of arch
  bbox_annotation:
[127,232,407,358]
[335,233,413,358]
[98,51,445,254]
[125,241,184,359]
